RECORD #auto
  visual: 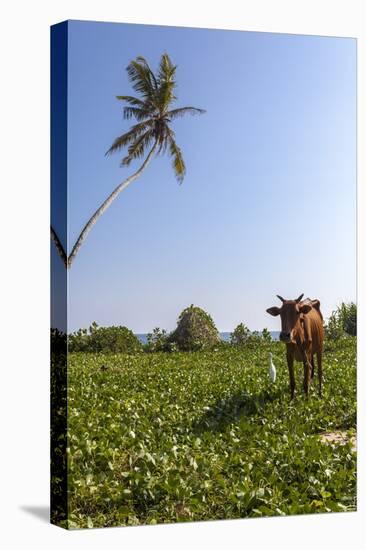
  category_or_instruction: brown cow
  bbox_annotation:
[266,293,324,399]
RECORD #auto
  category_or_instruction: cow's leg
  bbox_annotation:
[316,351,323,397]
[311,355,315,379]
[301,350,311,397]
[286,350,295,400]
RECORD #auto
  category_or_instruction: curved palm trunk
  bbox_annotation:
[51,226,68,268]
[52,142,157,268]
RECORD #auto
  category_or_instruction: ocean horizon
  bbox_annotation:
[135,331,280,344]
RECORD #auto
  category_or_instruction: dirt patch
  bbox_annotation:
[319,431,356,452]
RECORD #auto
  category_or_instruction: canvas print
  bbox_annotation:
[51,20,357,529]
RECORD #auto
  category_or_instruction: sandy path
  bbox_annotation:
[319,431,356,452]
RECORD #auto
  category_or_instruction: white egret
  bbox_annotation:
[268,352,276,383]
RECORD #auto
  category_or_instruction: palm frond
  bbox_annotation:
[157,53,176,83]
[167,133,186,183]
[166,106,206,119]
[105,120,153,156]
[116,95,147,107]
[157,83,176,112]
[156,53,177,112]
[123,106,151,121]
[156,124,171,154]
[136,56,158,89]
[117,94,157,119]
[126,57,157,101]
[121,130,155,166]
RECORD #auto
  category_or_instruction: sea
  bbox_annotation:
[135,331,280,345]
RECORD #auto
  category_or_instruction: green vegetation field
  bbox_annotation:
[66,338,356,529]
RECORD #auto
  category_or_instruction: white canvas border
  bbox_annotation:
[0,1,364,549]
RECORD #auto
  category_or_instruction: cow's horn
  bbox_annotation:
[295,293,304,303]
[276,295,285,303]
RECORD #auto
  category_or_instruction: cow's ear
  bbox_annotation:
[266,307,281,316]
[299,303,312,314]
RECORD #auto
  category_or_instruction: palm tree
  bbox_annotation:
[51,53,205,268]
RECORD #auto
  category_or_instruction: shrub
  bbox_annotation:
[145,327,178,352]
[261,328,272,343]
[69,322,142,353]
[325,302,357,340]
[249,331,263,344]
[51,327,67,356]
[230,324,272,347]
[169,304,220,351]
[230,323,250,345]
[68,327,89,352]
[146,327,168,352]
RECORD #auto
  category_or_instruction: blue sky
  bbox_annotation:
[58,20,356,333]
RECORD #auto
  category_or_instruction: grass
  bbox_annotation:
[64,338,356,529]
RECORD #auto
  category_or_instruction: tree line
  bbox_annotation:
[52,302,356,354]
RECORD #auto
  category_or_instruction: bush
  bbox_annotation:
[69,322,142,353]
[325,302,357,340]
[230,323,250,345]
[230,324,272,347]
[261,328,272,343]
[145,327,178,352]
[145,327,168,352]
[51,327,67,356]
[169,304,220,351]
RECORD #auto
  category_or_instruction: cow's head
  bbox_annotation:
[266,294,312,344]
